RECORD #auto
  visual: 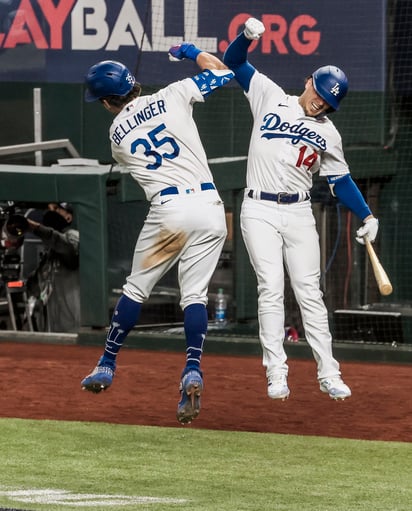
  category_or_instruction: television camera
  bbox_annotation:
[0,202,29,283]
[0,202,34,330]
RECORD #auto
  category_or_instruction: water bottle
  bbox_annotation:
[214,288,227,326]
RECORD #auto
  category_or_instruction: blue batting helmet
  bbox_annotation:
[312,65,348,111]
[85,60,136,102]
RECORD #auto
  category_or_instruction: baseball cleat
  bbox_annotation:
[267,373,290,400]
[319,376,351,400]
[81,356,116,393]
[176,369,203,424]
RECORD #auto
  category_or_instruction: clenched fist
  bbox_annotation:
[244,18,265,40]
[356,217,379,244]
[168,42,201,62]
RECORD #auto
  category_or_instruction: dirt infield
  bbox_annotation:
[0,341,411,442]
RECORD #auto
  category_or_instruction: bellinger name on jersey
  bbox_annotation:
[111,99,167,145]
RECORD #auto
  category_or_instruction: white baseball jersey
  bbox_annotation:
[107,75,227,307]
[110,78,214,200]
[245,71,350,193]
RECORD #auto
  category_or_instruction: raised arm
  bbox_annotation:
[168,43,234,98]
[222,18,265,92]
[169,43,227,70]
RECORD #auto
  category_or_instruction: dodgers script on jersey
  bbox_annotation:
[110,78,213,200]
[245,71,350,193]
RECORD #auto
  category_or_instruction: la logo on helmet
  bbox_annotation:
[126,73,135,85]
[330,83,340,96]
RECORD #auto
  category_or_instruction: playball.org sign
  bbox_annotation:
[0,0,385,91]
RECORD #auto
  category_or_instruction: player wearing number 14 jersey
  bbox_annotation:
[81,52,234,424]
[221,18,380,401]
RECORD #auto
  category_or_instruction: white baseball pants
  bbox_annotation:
[123,188,227,310]
[241,195,341,380]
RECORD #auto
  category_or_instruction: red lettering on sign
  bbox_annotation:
[3,0,48,49]
[38,0,76,49]
[289,15,320,55]
[261,15,288,54]
[226,13,320,56]
[227,13,259,52]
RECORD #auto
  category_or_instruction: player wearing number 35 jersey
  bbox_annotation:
[81,51,234,424]
[221,18,379,401]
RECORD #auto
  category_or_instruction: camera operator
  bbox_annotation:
[26,202,80,333]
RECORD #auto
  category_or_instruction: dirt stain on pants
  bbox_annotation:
[142,228,187,269]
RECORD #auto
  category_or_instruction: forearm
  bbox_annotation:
[28,221,54,242]
[328,174,379,244]
[196,52,228,71]
[168,42,234,97]
[29,222,78,254]
[223,32,251,68]
[223,33,256,91]
[328,174,372,221]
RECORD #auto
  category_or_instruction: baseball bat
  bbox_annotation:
[364,239,393,296]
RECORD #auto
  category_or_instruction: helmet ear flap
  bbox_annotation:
[311,65,348,112]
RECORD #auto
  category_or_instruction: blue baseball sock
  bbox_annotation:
[103,294,142,362]
[183,303,208,374]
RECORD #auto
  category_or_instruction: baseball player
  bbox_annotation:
[220,18,380,400]
[81,51,234,424]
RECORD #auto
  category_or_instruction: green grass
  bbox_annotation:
[0,418,410,511]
